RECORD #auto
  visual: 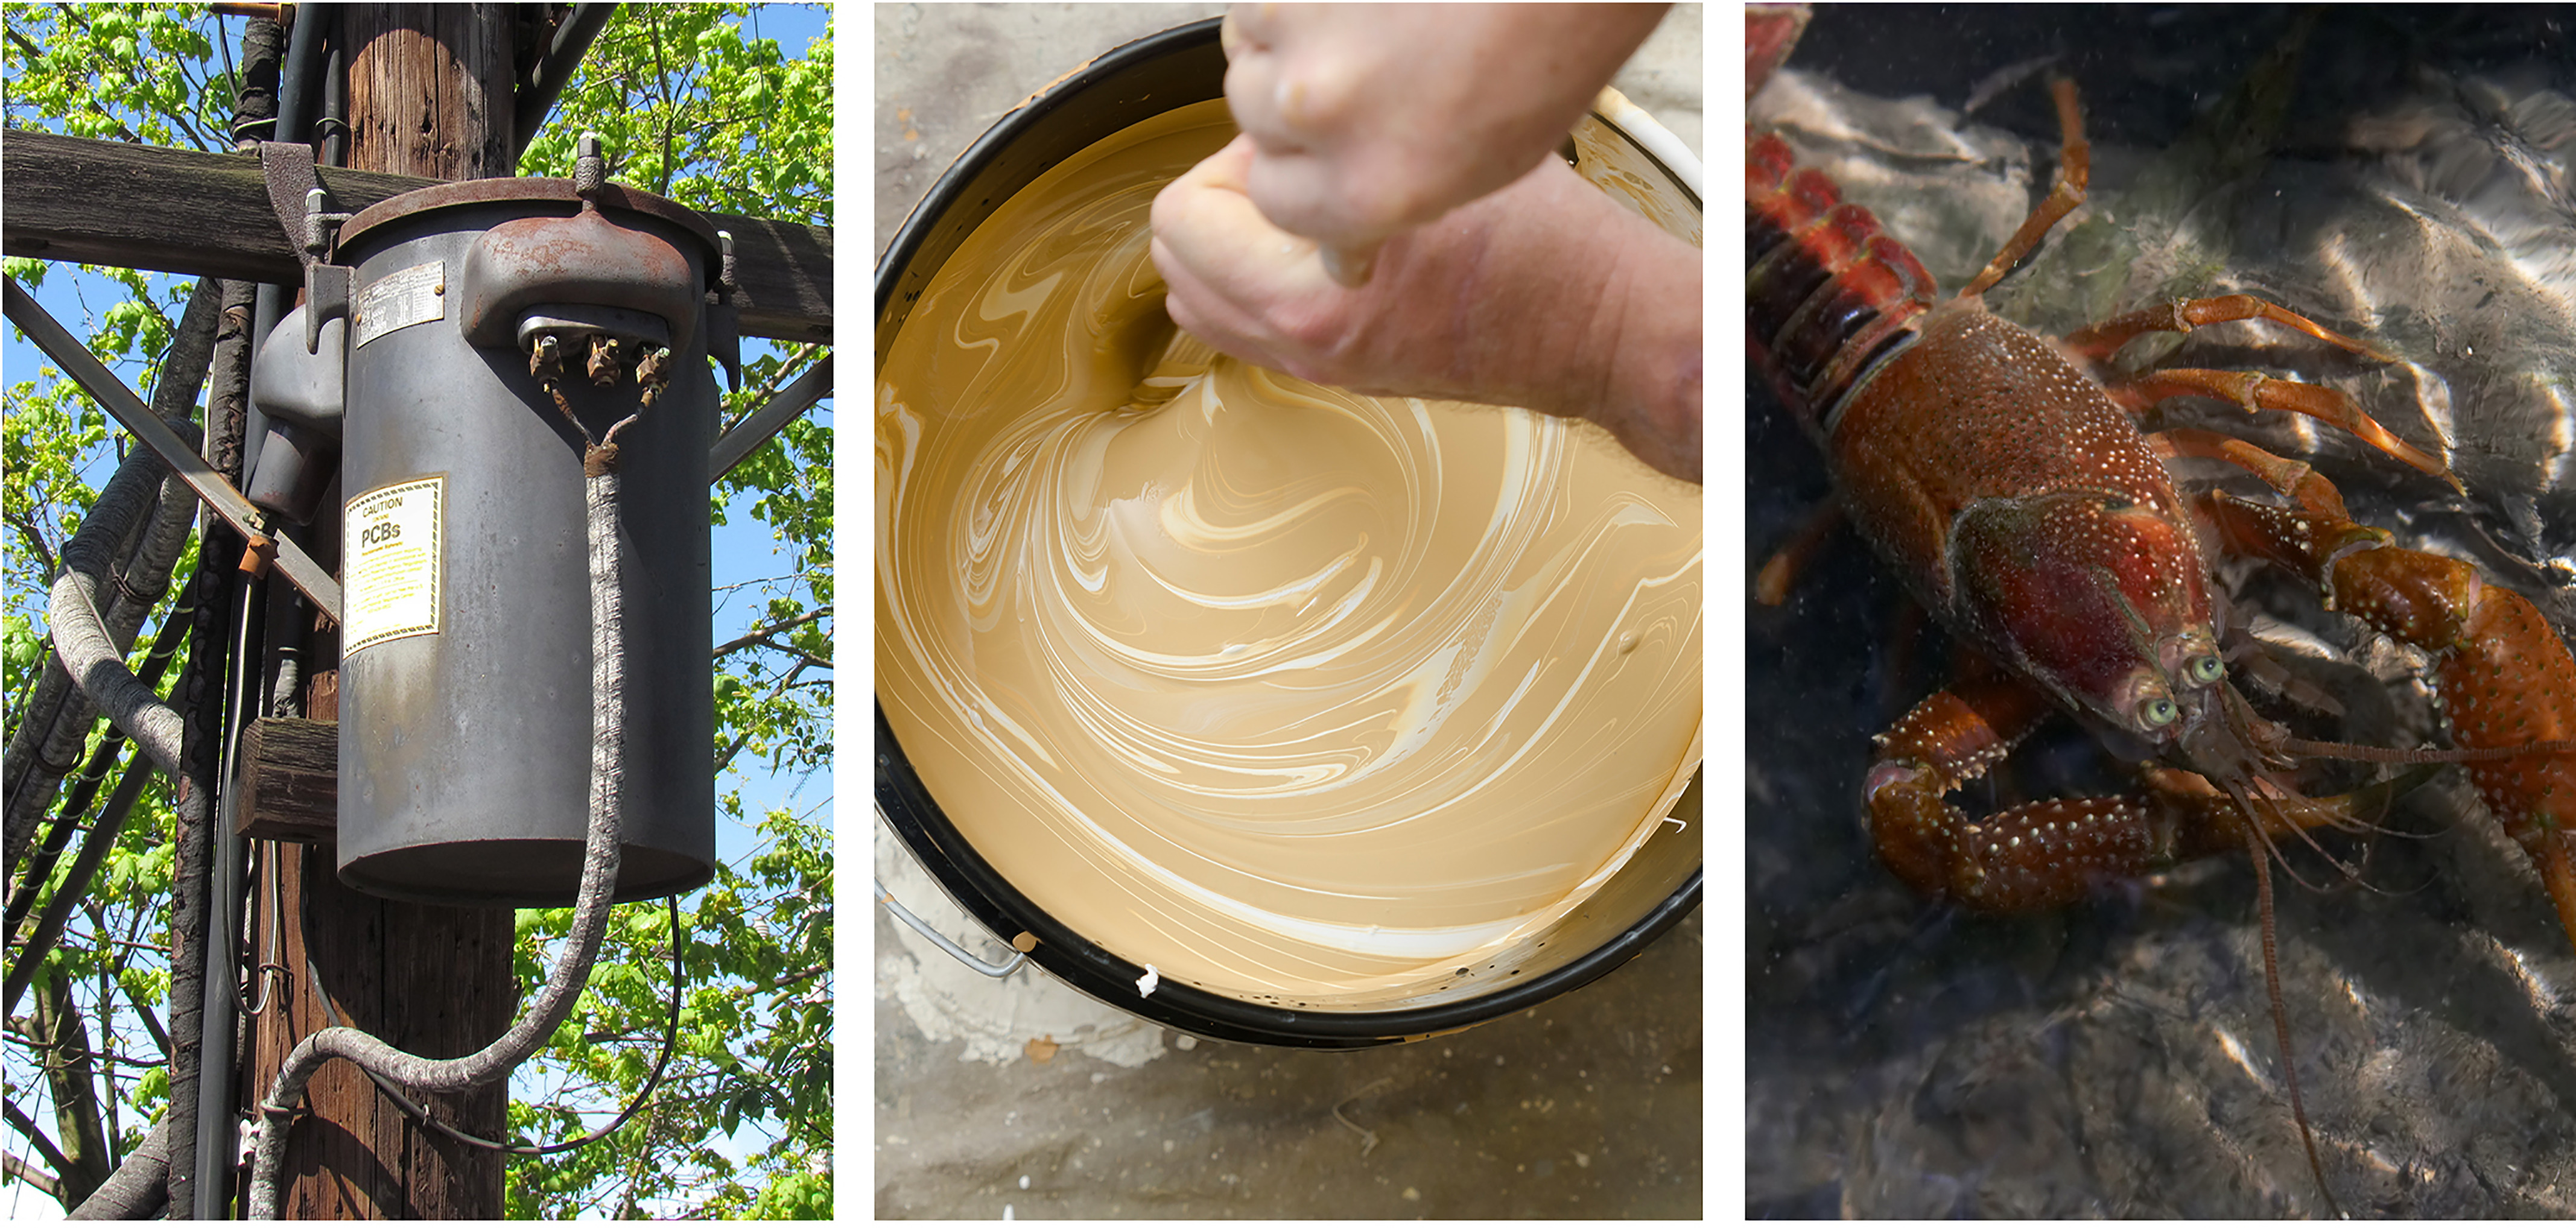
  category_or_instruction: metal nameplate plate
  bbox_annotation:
[352,260,446,349]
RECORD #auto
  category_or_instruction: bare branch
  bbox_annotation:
[723,636,833,672]
[712,607,830,659]
[715,344,823,437]
[4,507,63,578]
[3,1099,72,1183]
[2,1147,63,1201]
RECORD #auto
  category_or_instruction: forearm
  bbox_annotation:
[1153,145,1703,484]
[1575,226,1702,484]
[1399,182,1702,484]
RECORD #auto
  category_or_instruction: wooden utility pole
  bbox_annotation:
[4,2,826,1214]
[241,6,517,1218]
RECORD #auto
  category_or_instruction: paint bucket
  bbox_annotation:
[876,17,1701,1048]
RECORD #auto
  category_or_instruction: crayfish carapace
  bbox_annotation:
[1749,6,2576,1215]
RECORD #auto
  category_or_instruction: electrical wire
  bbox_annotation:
[293,890,687,1157]
[245,350,650,1219]
[3,590,192,934]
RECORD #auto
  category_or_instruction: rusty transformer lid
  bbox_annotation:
[340,176,724,261]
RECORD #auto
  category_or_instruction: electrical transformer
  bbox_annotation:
[257,149,728,905]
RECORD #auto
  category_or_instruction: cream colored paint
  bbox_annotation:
[877,99,1701,1010]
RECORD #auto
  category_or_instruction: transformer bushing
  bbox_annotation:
[266,152,729,906]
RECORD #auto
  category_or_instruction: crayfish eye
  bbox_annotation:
[2187,654,2225,685]
[2137,695,2180,729]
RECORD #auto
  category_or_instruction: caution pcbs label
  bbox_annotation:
[343,476,443,653]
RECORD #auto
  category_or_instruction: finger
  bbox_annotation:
[1150,236,1291,374]
[1218,5,1249,57]
[1151,137,1332,296]
[1317,240,1381,288]
[1220,2,1274,53]
[1172,130,1255,192]
[1222,40,1284,140]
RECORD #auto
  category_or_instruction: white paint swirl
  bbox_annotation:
[878,100,1701,1007]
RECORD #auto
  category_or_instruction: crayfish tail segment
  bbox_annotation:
[1746,4,1811,101]
[1747,135,1938,425]
[1867,680,2162,911]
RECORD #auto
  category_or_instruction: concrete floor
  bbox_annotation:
[874,2,1704,258]
[872,4,1704,1218]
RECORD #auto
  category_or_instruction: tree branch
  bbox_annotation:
[715,344,822,438]
[4,1098,72,1183]
[726,636,832,672]
[759,963,828,994]
[712,660,809,777]
[712,606,830,659]
[24,12,143,145]
[4,507,63,578]
[62,1116,168,1220]
[2,1147,63,1202]
[94,897,167,1059]
[647,7,676,197]
[29,976,110,1206]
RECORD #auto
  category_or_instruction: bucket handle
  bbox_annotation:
[874,877,1029,978]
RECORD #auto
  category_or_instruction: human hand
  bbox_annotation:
[1219,2,1668,277]
[1149,135,1701,483]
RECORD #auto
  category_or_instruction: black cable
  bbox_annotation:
[5,589,195,933]
[289,884,688,1157]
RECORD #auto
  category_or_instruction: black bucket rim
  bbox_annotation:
[873,16,1701,1049]
[875,17,1230,364]
[878,706,1703,1049]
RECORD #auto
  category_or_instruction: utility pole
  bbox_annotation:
[240,6,518,1218]
[7,1,827,1214]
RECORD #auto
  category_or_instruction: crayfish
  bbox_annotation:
[1747,5,2576,1217]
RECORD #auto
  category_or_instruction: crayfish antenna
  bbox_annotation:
[2280,735,2576,765]
[2224,781,2345,1220]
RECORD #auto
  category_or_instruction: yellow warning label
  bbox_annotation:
[344,476,443,652]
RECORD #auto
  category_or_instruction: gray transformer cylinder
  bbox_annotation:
[334,189,716,906]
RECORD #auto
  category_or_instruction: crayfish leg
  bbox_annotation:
[1867,677,2163,911]
[1753,498,1844,607]
[2111,365,2455,486]
[2065,293,2403,366]
[2198,458,2576,957]
[2152,428,2352,521]
[1959,77,2090,300]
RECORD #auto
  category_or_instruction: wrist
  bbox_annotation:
[1516,197,1701,484]
[1592,233,1702,483]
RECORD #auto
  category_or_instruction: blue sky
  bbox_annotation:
[1,5,834,1214]
[1,2,836,858]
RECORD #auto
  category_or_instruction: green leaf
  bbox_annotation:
[10,5,835,1216]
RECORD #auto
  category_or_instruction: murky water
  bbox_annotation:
[1747,5,2576,1217]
